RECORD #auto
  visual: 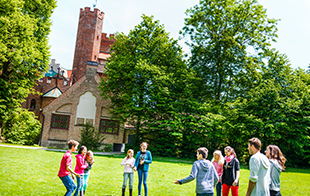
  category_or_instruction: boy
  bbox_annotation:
[246,137,270,196]
[174,147,219,196]
[58,140,81,196]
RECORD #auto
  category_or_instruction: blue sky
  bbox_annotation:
[49,0,310,71]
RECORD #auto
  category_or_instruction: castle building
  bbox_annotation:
[23,7,132,149]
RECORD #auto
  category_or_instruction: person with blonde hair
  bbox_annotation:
[222,146,240,196]
[265,145,286,196]
[82,150,95,195]
[211,150,224,196]
[134,142,152,196]
[121,149,135,196]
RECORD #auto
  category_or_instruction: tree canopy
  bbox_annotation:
[100,1,310,166]
[0,0,56,129]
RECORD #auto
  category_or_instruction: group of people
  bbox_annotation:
[174,137,286,196]
[58,140,95,196]
[58,138,286,196]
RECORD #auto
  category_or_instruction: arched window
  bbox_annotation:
[30,99,36,109]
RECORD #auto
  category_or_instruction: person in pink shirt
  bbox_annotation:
[212,150,224,196]
[73,146,88,196]
[58,140,81,196]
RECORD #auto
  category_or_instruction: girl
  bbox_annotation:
[222,146,240,196]
[82,150,95,196]
[121,149,135,196]
[211,150,224,196]
[265,145,286,196]
[74,146,88,196]
[134,142,152,196]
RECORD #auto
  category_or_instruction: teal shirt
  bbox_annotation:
[134,150,152,172]
[269,159,282,191]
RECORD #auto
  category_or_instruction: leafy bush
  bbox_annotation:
[103,144,113,152]
[2,108,41,145]
[79,123,105,151]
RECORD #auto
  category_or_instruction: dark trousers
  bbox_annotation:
[215,181,222,196]
[270,190,282,196]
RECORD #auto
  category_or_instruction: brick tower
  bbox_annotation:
[72,7,104,83]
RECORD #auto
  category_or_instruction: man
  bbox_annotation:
[58,140,81,196]
[246,138,270,196]
[174,147,219,196]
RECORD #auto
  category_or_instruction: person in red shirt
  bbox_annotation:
[58,140,80,196]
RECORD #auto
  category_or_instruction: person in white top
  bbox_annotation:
[246,137,270,196]
[121,149,135,196]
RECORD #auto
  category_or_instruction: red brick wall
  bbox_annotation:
[100,33,115,53]
[72,7,104,83]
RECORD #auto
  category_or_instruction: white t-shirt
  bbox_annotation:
[249,152,270,196]
[121,157,135,173]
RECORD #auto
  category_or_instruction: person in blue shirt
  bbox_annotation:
[174,147,219,196]
[134,142,152,196]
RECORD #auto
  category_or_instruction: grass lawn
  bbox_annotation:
[0,146,309,196]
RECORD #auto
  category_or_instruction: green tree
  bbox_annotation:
[224,51,310,167]
[2,108,41,145]
[181,0,278,104]
[99,15,187,148]
[80,123,106,151]
[0,0,56,131]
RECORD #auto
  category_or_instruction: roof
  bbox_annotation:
[42,87,63,98]
[45,69,57,77]
[67,70,72,78]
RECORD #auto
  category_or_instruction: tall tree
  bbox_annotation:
[0,0,57,130]
[181,0,278,104]
[99,15,187,146]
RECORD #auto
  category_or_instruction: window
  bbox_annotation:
[38,78,43,82]
[64,80,68,86]
[51,114,70,130]
[47,77,52,83]
[30,99,36,109]
[99,119,119,135]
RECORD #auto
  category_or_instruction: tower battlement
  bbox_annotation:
[101,33,115,41]
[79,7,104,20]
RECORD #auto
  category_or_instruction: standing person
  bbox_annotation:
[82,150,95,195]
[121,149,135,196]
[58,140,81,196]
[73,146,88,196]
[265,145,286,196]
[246,137,270,196]
[211,150,224,196]
[134,142,152,196]
[222,146,240,196]
[174,147,219,196]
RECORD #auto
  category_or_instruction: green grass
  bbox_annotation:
[0,146,309,196]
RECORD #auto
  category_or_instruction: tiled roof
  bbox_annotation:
[42,87,62,98]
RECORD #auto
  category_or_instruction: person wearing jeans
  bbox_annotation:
[174,147,219,196]
[58,140,80,196]
[59,175,77,196]
[121,149,135,196]
[134,142,152,196]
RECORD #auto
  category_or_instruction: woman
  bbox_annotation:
[134,142,152,196]
[265,145,286,196]
[222,146,239,196]
[211,150,224,196]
